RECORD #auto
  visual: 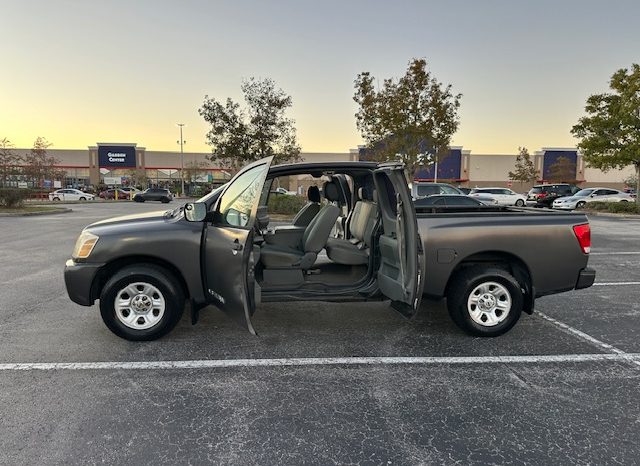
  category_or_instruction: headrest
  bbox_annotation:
[358,185,374,201]
[323,181,341,202]
[308,185,321,203]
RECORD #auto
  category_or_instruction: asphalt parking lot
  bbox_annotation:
[1,202,639,465]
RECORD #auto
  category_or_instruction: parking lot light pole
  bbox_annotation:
[177,123,185,197]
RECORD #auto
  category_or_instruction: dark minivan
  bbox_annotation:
[133,188,173,203]
[527,184,579,207]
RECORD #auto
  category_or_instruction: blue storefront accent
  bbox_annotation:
[414,148,462,181]
[542,150,578,181]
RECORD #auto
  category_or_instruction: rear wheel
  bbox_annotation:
[447,267,523,337]
[99,264,185,341]
[515,199,525,207]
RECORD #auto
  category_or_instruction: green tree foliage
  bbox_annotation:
[571,64,640,203]
[353,58,462,178]
[199,78,301,173]
[0,138,22,187]
[508,147,538,186]
[547,156,577,183]
[22,137,64,187]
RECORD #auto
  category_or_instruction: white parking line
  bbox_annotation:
[592,253,640,256]
[0,353,639,371]
[593,282,640,286]
[535,311,640,368]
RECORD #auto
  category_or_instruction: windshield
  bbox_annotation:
[574,189,594,197]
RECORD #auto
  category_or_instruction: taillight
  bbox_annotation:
[573,223,591,254]
[537,193,547,198]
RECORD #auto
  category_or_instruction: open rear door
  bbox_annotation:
[203,157,273,334]
[372,165,424,318]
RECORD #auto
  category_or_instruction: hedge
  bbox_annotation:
[0,188,28,208]
[267,194,307,214]
[585,201,640,214]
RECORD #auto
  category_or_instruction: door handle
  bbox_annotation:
[231,239,243,254]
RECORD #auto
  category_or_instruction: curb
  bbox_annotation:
[585,211,640,219]
[0,208,72,217]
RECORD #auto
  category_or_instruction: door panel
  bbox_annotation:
[372,166,424,318]
[203,157,273,333]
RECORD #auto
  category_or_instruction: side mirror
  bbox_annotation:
[184,202,207,222]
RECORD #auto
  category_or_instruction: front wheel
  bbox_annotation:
[79,197,86,201]
[447,267,523,337]
[52,197,60,201]
[99,264,185,341]
[515,199,525,207]
[576,201,586,208]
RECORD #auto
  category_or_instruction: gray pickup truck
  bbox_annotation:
[65,158,595,341]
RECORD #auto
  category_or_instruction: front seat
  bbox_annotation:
[260,181,340,270]
[292,186,321,227]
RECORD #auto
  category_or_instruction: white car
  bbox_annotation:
[552,188,634,210]
[469,188,526,206]
[48,189,94,201]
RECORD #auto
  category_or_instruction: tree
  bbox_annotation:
[508,147,538,187]
[571,64,640,203]
[124,169,149,190]
[0,138,22,187]
[199,78,301,173]
[353,58,462,179]
[22,137,64,187]
[547,156,577,183]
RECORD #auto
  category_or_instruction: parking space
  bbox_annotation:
[0,204,639,464]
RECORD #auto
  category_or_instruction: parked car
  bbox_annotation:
[526,184,580,207]
[271,187,296,195]
[552,188,635,210]
[120,187,141,196]
[99,189,130,200]
[65,158,595,342]
[413,195,486,208]
[48,189,94,201]
[470,187,527,206]
[411,182,464,198]
[133,188,173,203]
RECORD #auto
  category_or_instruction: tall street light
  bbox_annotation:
[176,123,185,196]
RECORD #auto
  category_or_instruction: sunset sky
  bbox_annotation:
[1,0,639,154]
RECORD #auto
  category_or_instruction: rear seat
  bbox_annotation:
[325,186,377,265]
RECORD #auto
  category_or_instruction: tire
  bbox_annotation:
[79,197,86,201]
[515,199,525,207]
[52,197,60,201]
[99,264,185,341]
[161,197,170,203]
[446,266,523,337]
[620,200,628,203]
[576,201,586,208]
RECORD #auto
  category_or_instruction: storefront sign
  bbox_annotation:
[98,145,136,168]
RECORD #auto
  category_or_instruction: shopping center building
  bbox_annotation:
[8,142,634,193]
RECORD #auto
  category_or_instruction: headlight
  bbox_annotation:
[72,231,99,259]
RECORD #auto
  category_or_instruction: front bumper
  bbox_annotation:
[552,204,575,210]
[64,259,105,306]
[575,267,596,290]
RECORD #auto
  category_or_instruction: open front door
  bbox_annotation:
[203,157,273,334]
[372,165,424,318]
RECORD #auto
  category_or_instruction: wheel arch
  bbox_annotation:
[91,255,190,304]
[444,250,535,314]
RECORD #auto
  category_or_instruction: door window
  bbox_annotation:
[217,163,269,227]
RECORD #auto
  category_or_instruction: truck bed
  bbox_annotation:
[415,206,590,298]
